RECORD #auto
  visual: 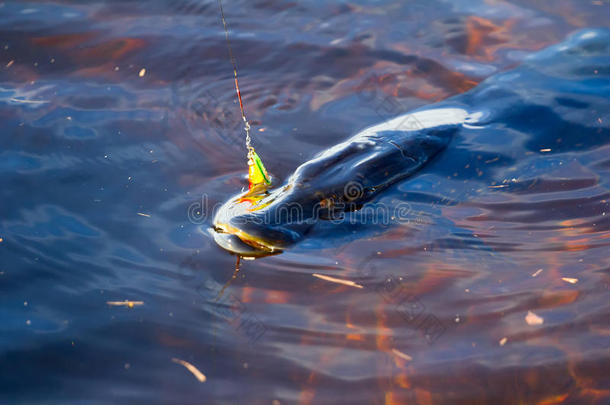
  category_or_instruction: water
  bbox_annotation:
[1,1,609,404]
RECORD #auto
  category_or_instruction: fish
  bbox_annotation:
[212,29,610,257]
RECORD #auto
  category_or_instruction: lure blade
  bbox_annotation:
[248,149,271,188]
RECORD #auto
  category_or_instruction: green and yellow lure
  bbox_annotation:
[247,148,271,189]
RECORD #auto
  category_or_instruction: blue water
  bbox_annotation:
[1,1,609,404]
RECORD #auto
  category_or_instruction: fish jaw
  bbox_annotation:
[212,230,281,258]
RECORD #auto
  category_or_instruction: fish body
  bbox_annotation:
[213,29,610,257]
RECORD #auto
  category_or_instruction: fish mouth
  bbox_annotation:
[212,222,282,257]
[212,227,281,258]
[212,214,305,257]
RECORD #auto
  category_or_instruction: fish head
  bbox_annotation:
[212,183,314,257]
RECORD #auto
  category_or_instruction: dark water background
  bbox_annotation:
[1,0,609,404]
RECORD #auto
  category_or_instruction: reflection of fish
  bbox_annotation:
[213,29,610,257]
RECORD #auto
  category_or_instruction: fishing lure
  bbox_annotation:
[217,0,271,190]
[247,149,271,189]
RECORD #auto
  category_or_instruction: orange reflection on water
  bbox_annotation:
[463,16,516,61]
[32,33,147,78]
[32,32,97,48]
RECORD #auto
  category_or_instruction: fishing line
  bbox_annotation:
[217,0,252,153]
[217,0,271,188]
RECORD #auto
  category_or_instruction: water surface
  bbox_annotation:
[1,1,609,404]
